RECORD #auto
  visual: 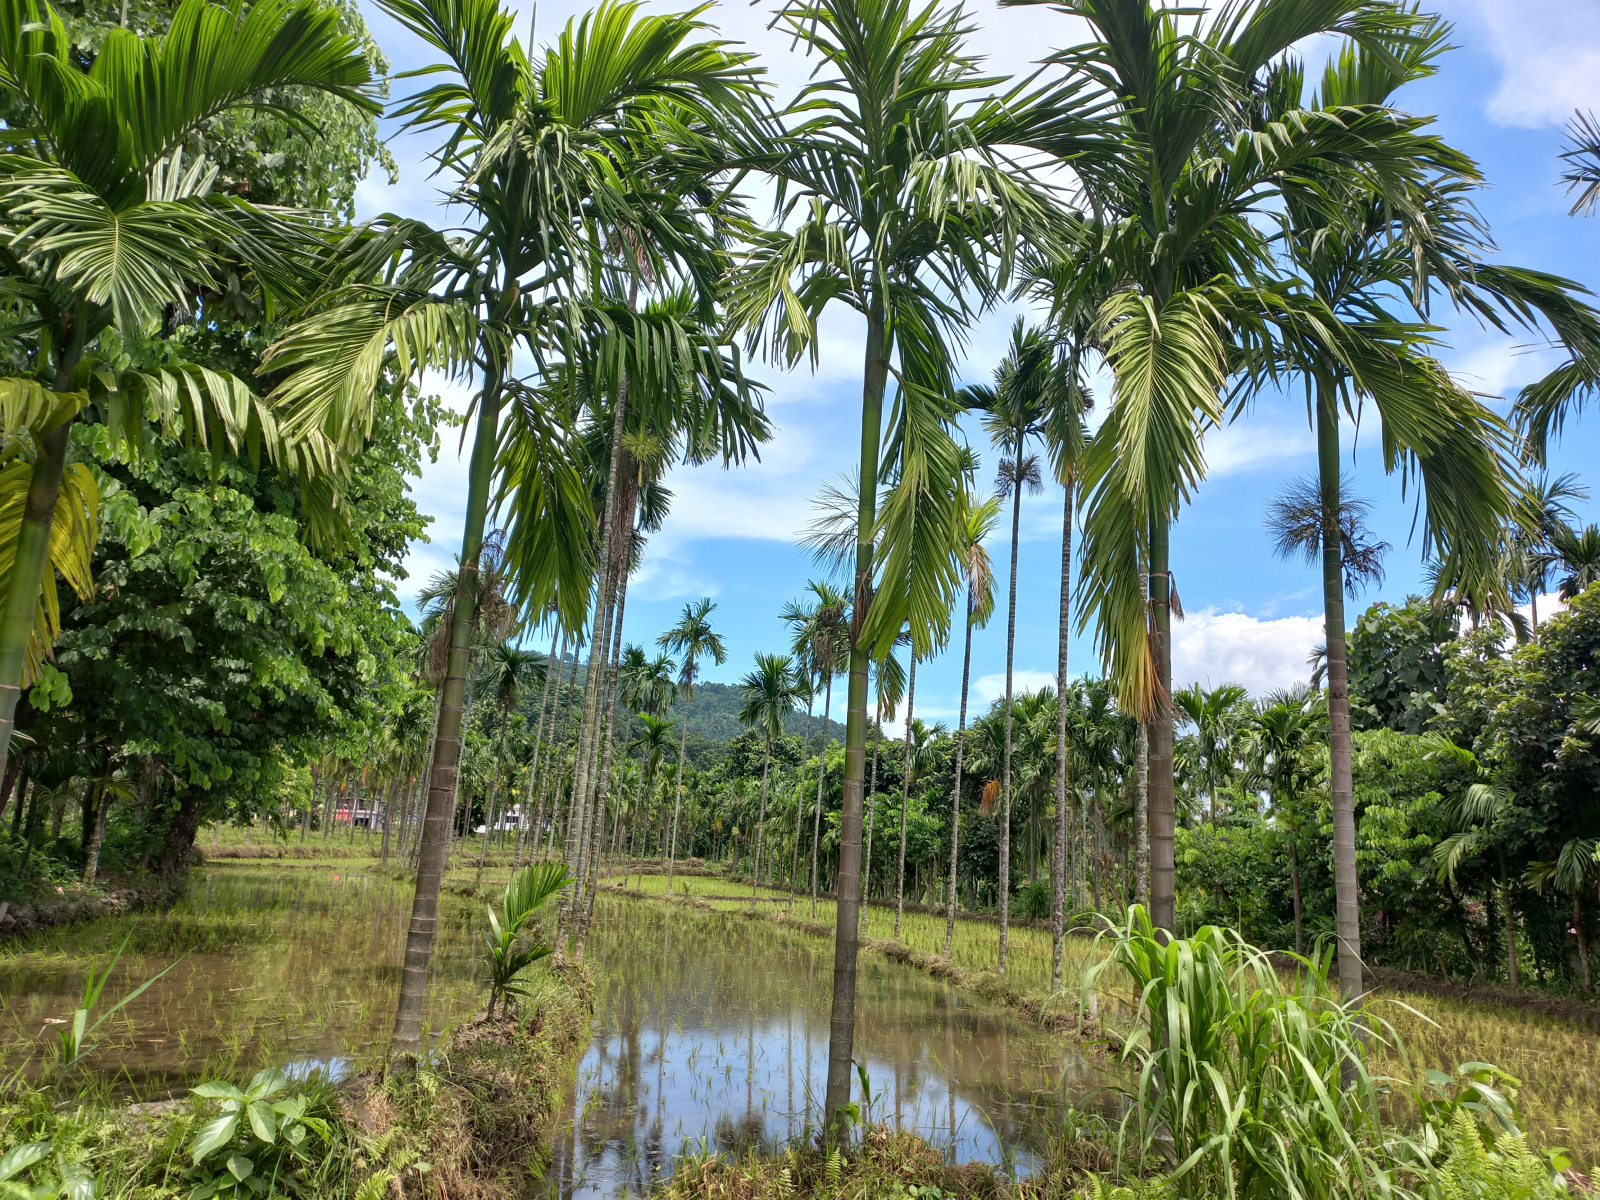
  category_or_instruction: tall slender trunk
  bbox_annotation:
[811,672,834,918]
[1317,380,1362,1001]
[998,465,1023,973]
[81,760,114,886]
[860,691,882,936]
[945,598,975,959]
[380,774,399,868]
[1051,484,1072,988]
[539,643,576,860]
[752,734,772,899]
[555,378,629,953]
[894,655,917,938]
[823,296,887,1145]
[1575,893,1591,992]
[1147,512,1175,936]
[390,378,503,1059]
[577,558,631,958]
[787,691,815,909]
[666,667,696,892]
[1135,723,1149,906]
[1502,861,1519,987]
[1287,823,1303,952]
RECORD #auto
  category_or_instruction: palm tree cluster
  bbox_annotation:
[7,0,1600,1146]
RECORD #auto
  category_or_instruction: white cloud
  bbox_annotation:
[1201,418,1314,478]
[1171,607,1324,697]
[1444,0,1600,129]
[973,669,1059,705]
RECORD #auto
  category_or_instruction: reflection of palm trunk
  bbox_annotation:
[812,672,835,918]
[895,656,918,938]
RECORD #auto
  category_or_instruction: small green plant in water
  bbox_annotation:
[51,934,185,1090]
[482,861,570,1018]
[185,1069,329,1199]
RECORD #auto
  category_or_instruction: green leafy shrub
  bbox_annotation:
[184,1070,331,1199]
[1015,878,1051,921]
[482,861,570,1017]
[0,1140,97,1199]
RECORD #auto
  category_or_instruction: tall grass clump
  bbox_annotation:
[1082,905,1406,1200]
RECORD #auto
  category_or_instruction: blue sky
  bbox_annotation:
[352,0,1600,729]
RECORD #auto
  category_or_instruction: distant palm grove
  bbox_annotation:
[4,0,1600,1164]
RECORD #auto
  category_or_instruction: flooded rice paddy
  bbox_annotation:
[0,865,1113,1196]
[546,898,1115,1199]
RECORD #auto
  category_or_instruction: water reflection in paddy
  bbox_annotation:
[546,897,1115,1199]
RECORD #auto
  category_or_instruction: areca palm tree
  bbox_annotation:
[963,321,1062,972]
[658,597,726,891]
[630,712,675,876]
[1246,26,1600,1001]
[730,0,1049,1133]
[0,0,383,779]
[944,493,999,958]
[263,0,766,1056]
[1010,0,1493,952]
[738,651,802,900]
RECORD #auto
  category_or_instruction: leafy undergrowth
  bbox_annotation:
[355,960,594,1199]
[0,961,593,1200]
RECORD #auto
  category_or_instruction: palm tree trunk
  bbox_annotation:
[1575,892,1592,992]
[787,691,815,910]
[380,774,400,868]
[998,467,1023,973]
[1051,485,1072,988]
[81,761,114,887]
[390,379,502,1060]
[1135,723,1149,906]
[946,598,975,960]
[666,668,695,892]
[811,672,835,918]
[556,380,629,953]
[894,655,917,938]
[1148,512,1176,936]
[1502,862,1519,987]
[1290,833,1303,954]
[577,561,631,957]
[824,295,887,1146]
[475,705,512,888]
[1317,381,1363,1002]
[860,691,882,936]
[752,733,773,900]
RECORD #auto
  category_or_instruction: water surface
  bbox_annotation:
[545,896,1116,1199]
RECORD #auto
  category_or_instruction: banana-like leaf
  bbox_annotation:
[0,454,96,686]
[0,377,87,438]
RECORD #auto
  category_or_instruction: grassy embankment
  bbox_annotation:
[0,857,591,1199]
